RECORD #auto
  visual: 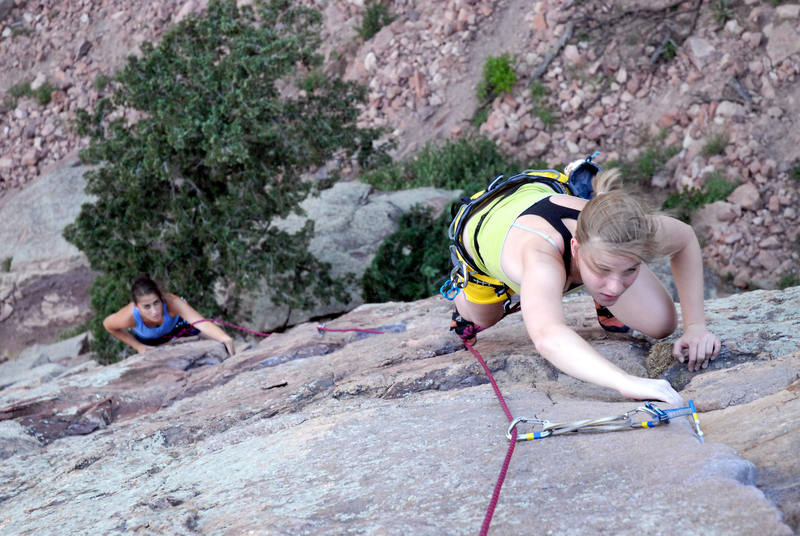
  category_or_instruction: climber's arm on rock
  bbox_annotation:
[518,247,682,405]
[653,215,721,371]
[103,304,153,354]
[165,294,235,356]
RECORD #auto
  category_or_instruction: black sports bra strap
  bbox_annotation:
[518,197,581,276]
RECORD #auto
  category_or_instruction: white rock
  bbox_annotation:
[563,44,581,65]
[30,73,48,91]
[364,51,377,72]
[715,101,745,118]
[775,4,800,18]
[0,301,11,321]
[725,19,743,35]
[686,36,714,59]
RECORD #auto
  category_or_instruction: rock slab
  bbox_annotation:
[1,286,799,534]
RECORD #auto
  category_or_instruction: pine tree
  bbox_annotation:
[65,0,384,362]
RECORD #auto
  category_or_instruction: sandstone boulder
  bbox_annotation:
[251,181,462,330]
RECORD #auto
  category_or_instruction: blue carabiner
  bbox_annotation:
[440,280,461,300]
[644,401,670,422]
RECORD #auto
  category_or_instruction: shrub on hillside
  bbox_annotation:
[360,137,528,303]
[357,1,396,40]
[65,0,385,362]
[476,53,516,102]
[361,205,453,303]
[662,171,738,222]
[361,135,523,193]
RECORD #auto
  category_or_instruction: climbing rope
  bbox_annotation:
[173,319,387,343]
[317,323,385,335]
[177,317,703,536]
[463,341,518,536]
[190,318,272,338]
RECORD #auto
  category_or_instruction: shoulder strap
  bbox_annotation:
[449,171,569,275]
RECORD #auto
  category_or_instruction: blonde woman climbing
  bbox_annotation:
[446,167,720,405]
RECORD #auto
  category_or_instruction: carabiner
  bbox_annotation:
[643,401,670,422]
[440,280,461,300]
[507,417,552,441]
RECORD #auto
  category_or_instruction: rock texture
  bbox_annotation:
[1,286,798,534]
[0,160,95,357]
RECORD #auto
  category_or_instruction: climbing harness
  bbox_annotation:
[439,153,601,303]
[506,400,704,442]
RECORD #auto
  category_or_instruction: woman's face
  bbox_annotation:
[135,293,164,325]
[574,241,641,307]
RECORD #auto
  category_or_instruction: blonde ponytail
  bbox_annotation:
[592,168,623,196]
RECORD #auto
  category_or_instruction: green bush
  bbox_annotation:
[702,132,729,157]
[662,171,738,222]
[360,135,522,193]
[362,205,452,302]
[530,80,558,126]
[472,106,489,127]
[778,270,800,290]
[360,137,536,304]
[94,73,112,91]
[65,0,384,363]
[357,1,395,40]
[11,26,32,37]
[663,39,677,60]
[57,321,91,341]
[4,79,54,107]
[609,131,680,184]
[476,53,516,102]
[712,0,734,24]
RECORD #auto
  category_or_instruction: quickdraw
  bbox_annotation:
[507,400,704,443]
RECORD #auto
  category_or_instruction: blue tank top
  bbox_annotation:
[131,302,182,339]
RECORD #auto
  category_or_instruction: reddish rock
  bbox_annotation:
[533,12,547,31]
[657,113,678,128]
[728,182,763,211]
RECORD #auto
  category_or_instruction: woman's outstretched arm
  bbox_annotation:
[103,304,153,354]
[165,294,236,356]
[518,249,682,404]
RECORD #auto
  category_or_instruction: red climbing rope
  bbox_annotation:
[176,319,386,341]
[177,317,509,534]
[190,318,273,338]
[465,341,518,536]
[317,325,385,335]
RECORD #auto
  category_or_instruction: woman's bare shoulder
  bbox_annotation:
[547,193,588,211]
[104,302,137,328]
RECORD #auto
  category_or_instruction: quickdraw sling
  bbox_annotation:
[507,400,704,442]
